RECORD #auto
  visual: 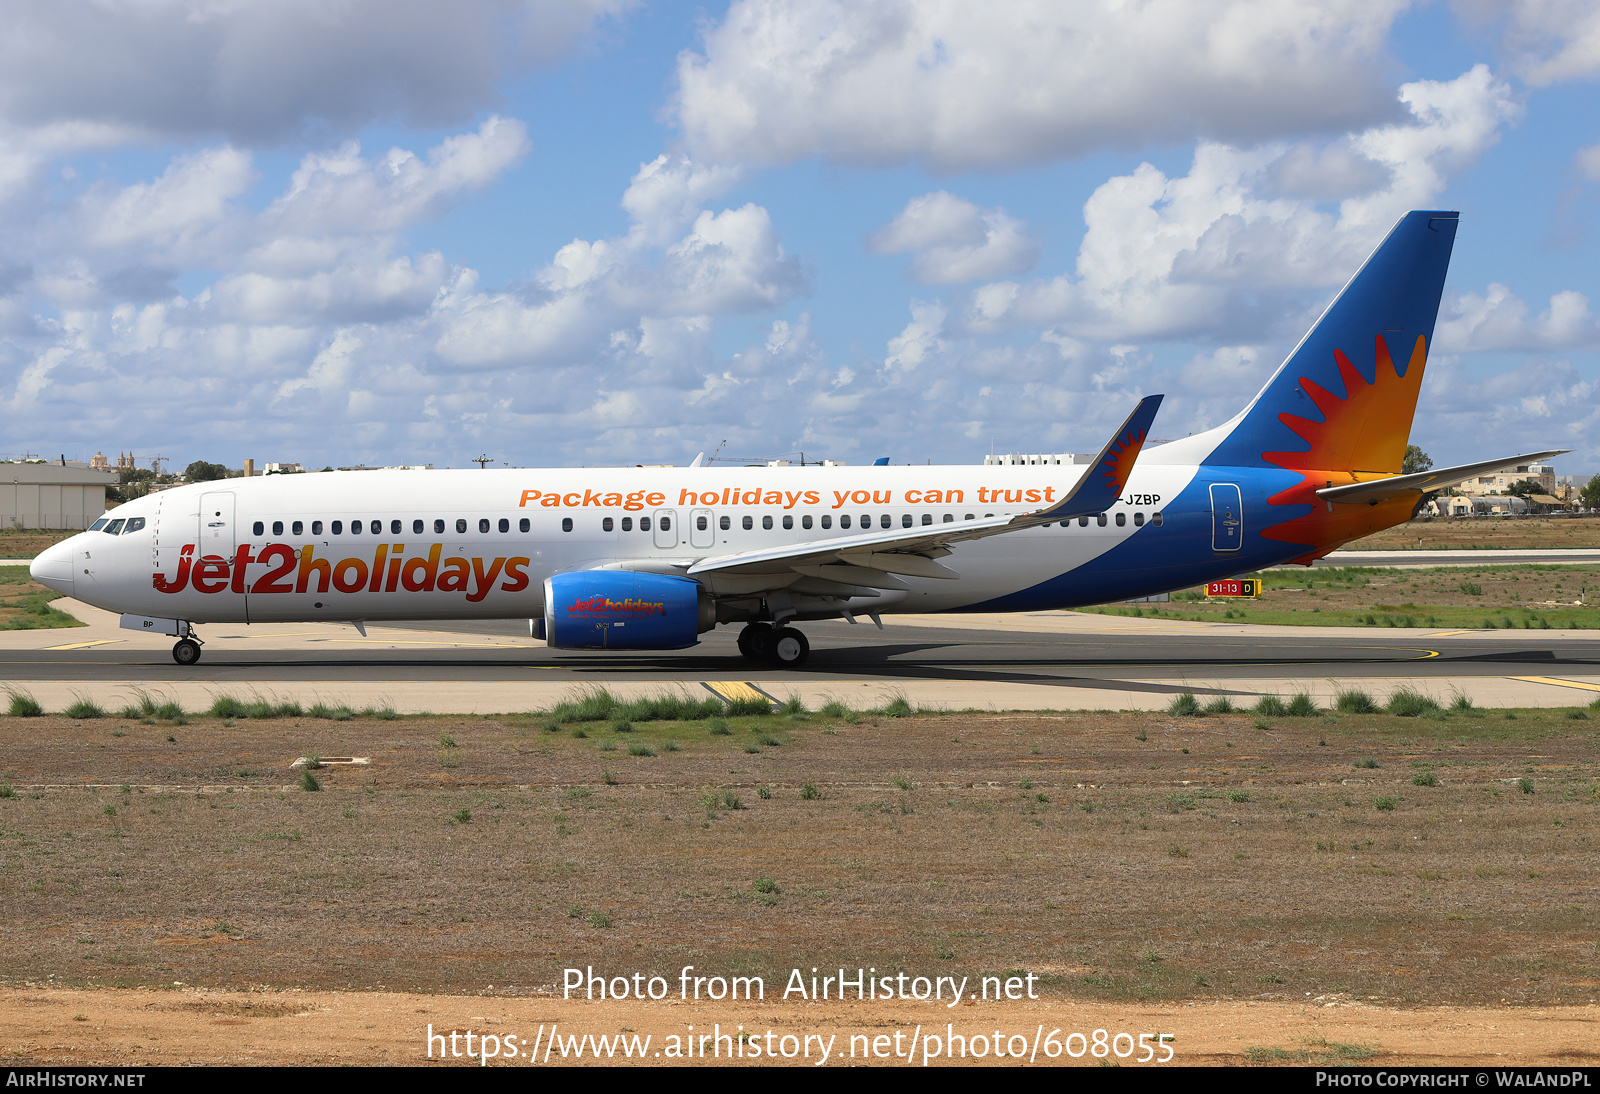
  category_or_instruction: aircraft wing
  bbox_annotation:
[1315,449,1569,506]
[686,395,1163,587]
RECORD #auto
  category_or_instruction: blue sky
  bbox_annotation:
[2,0,1598,475]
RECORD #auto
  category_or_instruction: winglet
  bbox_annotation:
[1031,394,1164,522]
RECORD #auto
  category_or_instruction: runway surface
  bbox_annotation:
[7,595,1600,712]
[8,614,1600,687]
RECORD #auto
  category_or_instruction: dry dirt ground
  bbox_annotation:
[1349,516,1600,551]
[1,706,1597,1066]
[1084,563,1600,628]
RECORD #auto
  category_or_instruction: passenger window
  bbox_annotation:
[312,521,323,535]
[273,521,284,536]
[1152,512,1164,527]
[622,517,634,531]
[1078,516,1089,527]
[964,514,974,521]
[561,517,573,532]
[720,516,730,530]
[253,521,265,537]
[292,520,303,536]
[782,515,793,530]
[943,514,953,523]
[840,515,851,529]
[921,514,932,526]
[802,515,813,529]
[331,521,343,535]
[1133,512,1145,527]
[641,516,652,532]
[390,520,401,535]
[519,518,529,532]
[821,515,832,529]
[499,518,510,533]
[434,519,445,534]
[124,517,145,533]
[456,518,467,534]
[479,518,490,533]
[697,515,707,531]
[902,514,913,528]
[1060,520,1070,528]
[741,516,752,530]
[881,514,892,528]
[862,514,871,528]
[762,515,773,530]
[90,518,108,531]
[1115,512,1126,526]
[105,518,125,534]
[660,516,671,531]
[1096,513,1107,527]
[603,517,614,532]
[413,519,424,535]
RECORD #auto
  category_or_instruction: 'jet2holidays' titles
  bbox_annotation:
[154,543,529,602]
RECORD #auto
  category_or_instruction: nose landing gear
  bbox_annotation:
[736,622,810,667]
[171,622,203,666]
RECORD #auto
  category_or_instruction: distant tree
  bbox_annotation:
[184,460,229,482]
[1402,445,1433,475]
[1506,478,1544,499]
[108,466,157,502]
[1581,475,1600,510]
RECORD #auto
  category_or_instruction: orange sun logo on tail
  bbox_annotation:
[1099,427,1148,495]
[1261,334,1428,558]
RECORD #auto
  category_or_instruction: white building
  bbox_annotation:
[983,453,1094,466]
[0,461,116,530]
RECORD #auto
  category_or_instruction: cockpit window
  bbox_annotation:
[123,517,145,533]
[89,518,108,531]
[104,518,125,534]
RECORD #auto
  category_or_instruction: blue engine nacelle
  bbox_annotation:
[543,571,714,650]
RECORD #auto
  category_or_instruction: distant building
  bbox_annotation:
[1,461,116,529]
[89,451,109,471]
[264,462,304,474]
[983,453,1093,466]
[1467,462,1556,495]
[1426,495,1531,517]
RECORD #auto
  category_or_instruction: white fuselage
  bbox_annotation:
[33,460,1205,626]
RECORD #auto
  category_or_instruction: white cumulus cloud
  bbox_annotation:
[0,0,631,147]
[675,0,1408,171]
[869,192,1040,284]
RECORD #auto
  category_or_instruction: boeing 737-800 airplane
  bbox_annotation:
[31,211,1563,667]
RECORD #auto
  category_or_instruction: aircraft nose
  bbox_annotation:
[30,539,75,597]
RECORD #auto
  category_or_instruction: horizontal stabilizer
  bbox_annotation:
[1315,450,1569,505]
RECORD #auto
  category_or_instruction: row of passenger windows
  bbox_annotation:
[252,517,534,538]
[248,510,1165,538]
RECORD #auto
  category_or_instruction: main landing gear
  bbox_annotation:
[737,622,810,667]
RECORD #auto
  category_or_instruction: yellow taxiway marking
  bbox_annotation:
[702,680,775,707]
[42,638,122,650]
[1426,630,1475,637]
[1510,676,1600,695]
[1350,646,1441,658]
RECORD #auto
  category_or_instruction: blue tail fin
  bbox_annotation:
[1205,210,1459,473]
